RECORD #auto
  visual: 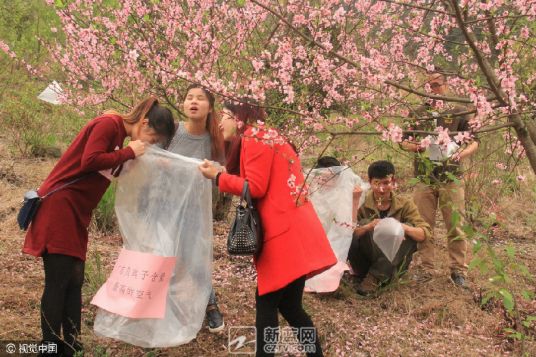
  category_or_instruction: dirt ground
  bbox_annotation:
[1,133,535,357]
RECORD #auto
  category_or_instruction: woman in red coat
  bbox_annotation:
[23,97,175,356]
[199,100,335,357]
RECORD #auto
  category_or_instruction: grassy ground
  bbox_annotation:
[1,131,535,357]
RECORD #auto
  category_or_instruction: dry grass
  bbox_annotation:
[1,133,535,357]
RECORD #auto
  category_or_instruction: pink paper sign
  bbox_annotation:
[91,248,176,319]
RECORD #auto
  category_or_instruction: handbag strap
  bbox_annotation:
[42,174,88,199]
[240,180,254,208]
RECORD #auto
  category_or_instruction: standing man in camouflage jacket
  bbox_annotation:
[401,70,479,287]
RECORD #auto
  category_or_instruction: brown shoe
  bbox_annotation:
[356,275,380,297]
[412,269,433,283]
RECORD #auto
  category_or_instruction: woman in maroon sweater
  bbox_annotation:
[23,97,175,356]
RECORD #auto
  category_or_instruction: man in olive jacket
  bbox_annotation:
[348,161,431,295]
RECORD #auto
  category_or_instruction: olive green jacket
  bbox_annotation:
[357,191,432,242]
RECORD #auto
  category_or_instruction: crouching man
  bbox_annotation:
[348,161,431,296]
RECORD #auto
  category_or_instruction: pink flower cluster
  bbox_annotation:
[6,0,529,192]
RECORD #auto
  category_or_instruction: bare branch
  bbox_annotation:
[324,122,515,137]
[464,14,533,25]
[385,80,496,104]
[449,0,506,105]
[251,0,493,106]
[376,0,454,16]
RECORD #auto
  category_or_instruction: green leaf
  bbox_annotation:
[521,316,536,328]
[503,328,522,340]
[408,177,420,186]
[481,291,496,305]
[521,290,535,300]
[498,289,515,311]
[463,223,476,238]
[450,210,460,229]
[54,0,65,8]
[468,257,482,271]
[505,245,515,259]
[143,14,150,22]
[517,264,531,277]
[472,240,482,254]
[488,275,505,284]
[444,171,460,184]
[236,0,246,6]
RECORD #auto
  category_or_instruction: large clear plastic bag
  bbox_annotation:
[305,166,369,292]
[93,146,213,348]
[372,217,405,263]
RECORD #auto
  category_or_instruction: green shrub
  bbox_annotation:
[83,252,106,299]
[92,184,117,234]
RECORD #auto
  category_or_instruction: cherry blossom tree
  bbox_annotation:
[3,0,535,173]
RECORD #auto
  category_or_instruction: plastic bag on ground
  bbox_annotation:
[93,146,213,348]
[305,166,369,292]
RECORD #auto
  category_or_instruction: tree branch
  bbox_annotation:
[385,80,495,104]
[376,0,454,16]
[449,0,506,105]
[324,122,515,137]
[464,14,533,25]
[449,0,536,174]
[251,0,493,105]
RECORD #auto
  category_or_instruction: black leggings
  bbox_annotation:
[255,276,323,357]
[41,253,85,354]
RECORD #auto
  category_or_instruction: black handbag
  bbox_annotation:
[227,181,263,256]
[17,175,87,231]
[17,190,42,231]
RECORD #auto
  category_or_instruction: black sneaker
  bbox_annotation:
[450,271,465,287]
[206,304,225,333]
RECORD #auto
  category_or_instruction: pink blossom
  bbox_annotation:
[40,0,533,183]
[520,26,530,40]
[435,127,452,147]
[419,136,433,149]
[251,59,263,72]
[381,123,403,143]
[287,174,297,189]
[454,131,472,144]
[516,175,526,182]
[0,40,10,54]
[128,49,139,60]
[313,123,323,131]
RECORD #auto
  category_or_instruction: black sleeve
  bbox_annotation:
[457,112,480,143]
[402,105,427,141]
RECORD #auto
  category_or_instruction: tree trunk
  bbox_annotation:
[449,0,536,175]
[509,114,536,174]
